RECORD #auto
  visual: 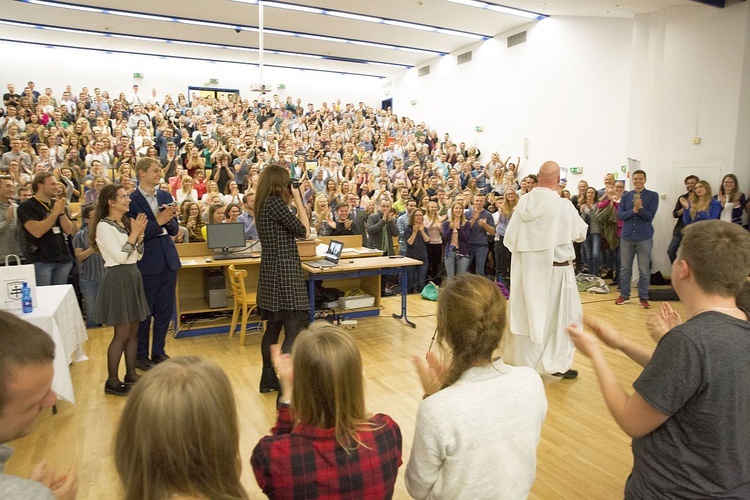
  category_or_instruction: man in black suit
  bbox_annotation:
[127,158,181,371]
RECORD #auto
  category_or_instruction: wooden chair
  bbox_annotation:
[227,265,263,345]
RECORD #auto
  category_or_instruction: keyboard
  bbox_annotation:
[213,253,258,260]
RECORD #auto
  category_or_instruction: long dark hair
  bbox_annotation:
[254,164,290,216]
[90,184,131,251]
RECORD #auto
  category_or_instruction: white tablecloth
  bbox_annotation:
[13,285,88,404]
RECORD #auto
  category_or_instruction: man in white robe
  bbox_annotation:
[504,161,588,378]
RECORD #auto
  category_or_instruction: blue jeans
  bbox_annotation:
[667,231,682,264]
[466,244,489,277]
[619,238,652,299]
[408,260,429,292]
[79,278,100,328]
[444,248,469,278]
[582,232,602,277]
[34,260,73,286]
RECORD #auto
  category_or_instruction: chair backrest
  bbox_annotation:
[227,264,248,300]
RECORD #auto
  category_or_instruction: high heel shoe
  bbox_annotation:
[259,367,280,393]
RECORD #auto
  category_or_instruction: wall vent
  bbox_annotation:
[457,51,472,65]
[418,65,430,77]
[508,31,527,48]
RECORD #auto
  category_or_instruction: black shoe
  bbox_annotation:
[552,369,579,380]
[136,358,155,371]
[151,353,171,364]
[104,380,130,396]
[124,374,141,387]
[260,367,280,393]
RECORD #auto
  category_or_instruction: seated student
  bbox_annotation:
[568,220,750,499]
[251,322,403,499]
[114,357,249,500]
[406,273,547,499]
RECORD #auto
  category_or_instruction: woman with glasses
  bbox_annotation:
[91,184,150,396]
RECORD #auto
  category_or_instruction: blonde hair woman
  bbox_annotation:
[441,201,471,277]
[115,357,249,500]
[251,322,402,497]
[493,190,518,282]
[406,274,547,499]
[175,175,198,205]
[682,180,721,224]
[311,193,332,236]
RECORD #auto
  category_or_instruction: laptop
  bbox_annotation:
[307,240,344,268]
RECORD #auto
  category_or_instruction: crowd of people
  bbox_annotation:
[1,81,749,499]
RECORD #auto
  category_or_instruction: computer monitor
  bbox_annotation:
[206,222,246,256]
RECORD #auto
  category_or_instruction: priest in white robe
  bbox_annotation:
[504,161,588,378]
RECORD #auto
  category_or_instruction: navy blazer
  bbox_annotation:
[127,188,181,275]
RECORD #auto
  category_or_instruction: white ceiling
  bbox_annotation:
[0,0,708,78]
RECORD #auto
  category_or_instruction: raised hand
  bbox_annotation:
[413,351,448,397]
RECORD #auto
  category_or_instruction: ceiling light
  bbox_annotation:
[15,0,443,55]
[445,0,545,20]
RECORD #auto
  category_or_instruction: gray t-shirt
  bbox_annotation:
[626,310,750,499]
[0,445,55,499]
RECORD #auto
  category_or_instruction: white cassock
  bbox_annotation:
[503,187,588,375]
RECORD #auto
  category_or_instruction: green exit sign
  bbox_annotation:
[570,167,583,174]
[209,78,219,84]
[133,73,143,79]
[277,83,286,89]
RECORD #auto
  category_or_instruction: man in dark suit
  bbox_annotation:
[345,193,368,246]
[128,157,181,371]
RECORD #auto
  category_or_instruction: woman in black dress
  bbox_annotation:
[254,164,310,393]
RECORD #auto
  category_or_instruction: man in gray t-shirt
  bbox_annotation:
[568,220,750,499]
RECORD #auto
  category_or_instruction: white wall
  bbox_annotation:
[390,6,750,274]
[0,41,384,109]
[388,16,634,181]
[628,4,750,273]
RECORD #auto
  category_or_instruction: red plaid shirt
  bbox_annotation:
[251,404,402,499]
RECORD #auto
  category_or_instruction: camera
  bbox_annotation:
[289,179,301,189]
[158,201,177,212]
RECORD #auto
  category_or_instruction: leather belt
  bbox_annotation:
[553,261,572,267]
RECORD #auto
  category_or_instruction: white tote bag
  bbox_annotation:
[0,255,38,311]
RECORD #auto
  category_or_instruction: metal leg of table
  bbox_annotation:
[392,267,416,328]
[308,277,317,323]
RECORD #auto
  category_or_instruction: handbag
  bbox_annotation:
[421,281,439,301]
[0,255,38,311]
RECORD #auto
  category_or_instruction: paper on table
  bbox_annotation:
[348,247,380,254]
[315,243,329,256]
[181,260,199,265]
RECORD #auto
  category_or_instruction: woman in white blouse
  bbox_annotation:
[91,184,150,397]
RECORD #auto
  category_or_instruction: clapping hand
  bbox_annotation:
[31,461,78,500]
[271,344,293,400]
[130,213,148,237]
[646,303,681,344]
[413,351,447,397]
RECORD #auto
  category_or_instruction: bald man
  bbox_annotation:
[504,161,588,378]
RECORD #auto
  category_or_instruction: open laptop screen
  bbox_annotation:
[325,240,344,263]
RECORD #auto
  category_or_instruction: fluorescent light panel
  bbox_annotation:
[444,0,544,19]
[16,0,443,55]
[229,0,487,40]
[0,19,410,68]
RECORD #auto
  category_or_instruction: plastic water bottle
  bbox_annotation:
[21,282,33,313]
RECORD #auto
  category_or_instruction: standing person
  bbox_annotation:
[503,161,588,379]
[667,175,698,264]
[404,208,430,293]
[493,189,518,283]
[0,175,21,261]
[580,187,602,277]
[127,157,181,371]
[366,197,399,254]
[91,184,150,396]
[17,172,75,285]
[406,274,547,499]
[0,312,78,500]
[72,205,105,328]
[424,201,443,282]
[237,192,258,240]
[251,322,402,498]
[616,169,659,309]
[464,193,495,277]
[115,357,249,500]
[714,174,746,225]
[681,180,721,225]
[567,220,750,499]
[254,164,310,393]
[442,201,471,278]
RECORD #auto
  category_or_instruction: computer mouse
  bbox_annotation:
[205,258,213,263]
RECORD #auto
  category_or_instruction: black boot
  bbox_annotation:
[260,367,280,393]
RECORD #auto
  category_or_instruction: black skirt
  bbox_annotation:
[94,264,150,325]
